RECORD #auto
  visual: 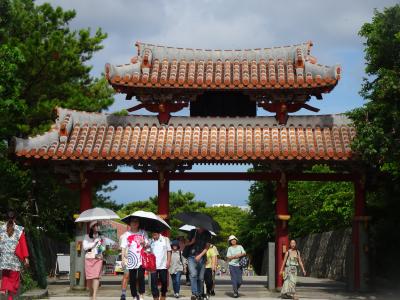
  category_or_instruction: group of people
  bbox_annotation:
[0,211,306,300]
[83,216,248,300]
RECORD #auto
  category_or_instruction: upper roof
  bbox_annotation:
[14,108,355,162]
[106,41,341,96]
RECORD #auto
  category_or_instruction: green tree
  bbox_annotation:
[238,180,276,275]
[347,4,400,280]
[200,206,248,256]
[0,0,115,238]
[288,165,354,238]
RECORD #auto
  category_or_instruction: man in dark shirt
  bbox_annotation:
[185,227,211,300]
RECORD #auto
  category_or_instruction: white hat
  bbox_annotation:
[89,220,99,228]
[228,235,238,242]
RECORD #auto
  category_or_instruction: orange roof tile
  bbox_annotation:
[106,41,340,94]
[14,108,355,162]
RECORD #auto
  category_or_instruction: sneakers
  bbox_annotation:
[233,292,239,298]
[174,293,180,298]
[120,295,126,300]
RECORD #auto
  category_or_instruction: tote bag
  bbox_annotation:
[141,249,157,272]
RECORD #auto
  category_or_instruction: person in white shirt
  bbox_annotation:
[120,217,149,300]
[150,231,171,300]
[119,228,130,300]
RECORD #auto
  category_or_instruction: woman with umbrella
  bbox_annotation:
[83,221,106,300]
[76,207,119,300]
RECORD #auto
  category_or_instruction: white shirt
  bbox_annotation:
[120,230,149,269]
[150,235,171,270]
[119,231,130,249]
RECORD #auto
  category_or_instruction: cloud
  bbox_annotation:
[39,0,398,74]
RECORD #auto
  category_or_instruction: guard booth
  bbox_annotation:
[14,40,369,291]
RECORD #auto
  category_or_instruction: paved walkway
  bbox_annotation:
[30,275,398,300]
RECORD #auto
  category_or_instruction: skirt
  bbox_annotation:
[1,270,20,294]
[85,258,103,280]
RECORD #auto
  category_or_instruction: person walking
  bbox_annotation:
[169,240,186,298]
[83,221,106,300]
[0,211,29,300]
[185,227,211,300]
[118,227,131,300]
[149,231,171,300]
[226,235,246,298]
[204,243,219,298]
[279,240,306,300]
[178,236,190,286]
[120,217,149,300]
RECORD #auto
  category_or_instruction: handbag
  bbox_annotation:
[141,249,157,272]
[239,255,249,268]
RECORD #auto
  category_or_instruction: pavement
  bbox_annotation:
[21,275,400,300]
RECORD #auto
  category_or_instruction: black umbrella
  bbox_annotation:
[175,212,221,233]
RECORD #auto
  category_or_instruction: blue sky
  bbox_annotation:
[41,0,398,206]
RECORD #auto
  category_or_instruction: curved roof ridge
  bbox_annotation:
[135,40,313,53]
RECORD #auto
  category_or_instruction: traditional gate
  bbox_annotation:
[14,41,369,291]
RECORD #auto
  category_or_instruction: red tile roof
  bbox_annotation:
[106,41,340,93]
[14,108,355,162]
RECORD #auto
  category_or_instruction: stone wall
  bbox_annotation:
[296,228,352,281]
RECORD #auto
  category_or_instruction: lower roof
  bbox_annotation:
[14,108,355,162]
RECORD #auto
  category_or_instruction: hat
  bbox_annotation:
[89,220,99,228]
[228,235,238,242]
[171,240,179,247]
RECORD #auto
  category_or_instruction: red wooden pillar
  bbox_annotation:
[158,171,170,236]
[80,180,92,212]
[352,177,369,291]
[275,174,289,288]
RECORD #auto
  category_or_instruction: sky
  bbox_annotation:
[39,0,398,206]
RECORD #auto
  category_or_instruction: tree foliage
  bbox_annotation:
[288,165,353,238]
[347,4,400,280]
[238,180,275,275]
[347,5,400,176]
[0,0,115,241]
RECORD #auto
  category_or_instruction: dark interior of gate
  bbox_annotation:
[13,41,368,291]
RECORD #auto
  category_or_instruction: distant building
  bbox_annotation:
[212,204,232,207]
[211,204,250,211]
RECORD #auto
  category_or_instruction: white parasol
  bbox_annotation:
[75,207,120,223]
[121,210,170,232]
